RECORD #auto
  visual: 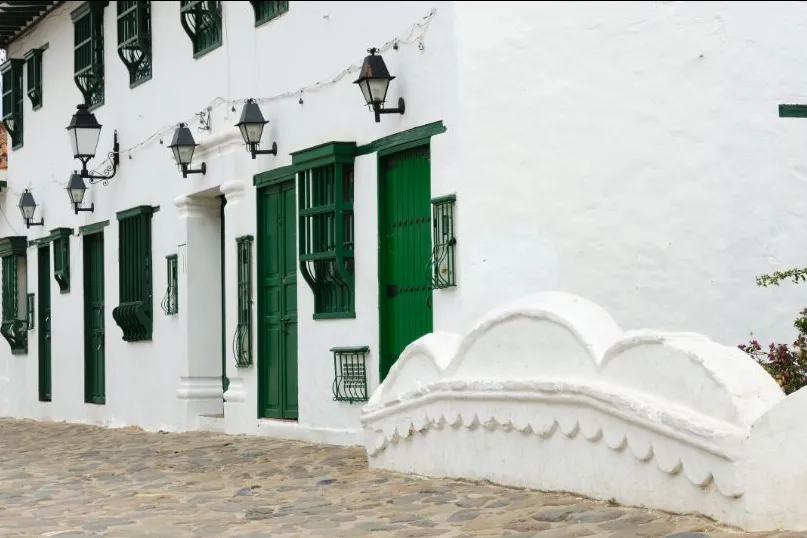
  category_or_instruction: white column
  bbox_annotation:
[220,180,257,435]
[173,195,224,427]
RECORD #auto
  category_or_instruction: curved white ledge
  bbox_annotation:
[360,291,805,532]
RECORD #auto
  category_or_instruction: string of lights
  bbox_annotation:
[1,7,438,210]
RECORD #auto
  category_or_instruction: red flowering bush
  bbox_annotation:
[739,267,807,394]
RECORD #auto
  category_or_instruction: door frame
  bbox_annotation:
[256,173,298,420]
[83,230,106,405]
[376,138,434,382]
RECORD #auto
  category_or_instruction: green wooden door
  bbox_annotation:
[37,246,51,402]
[83,232,105,404]
[379,144,434,381]
[257,179,298,420]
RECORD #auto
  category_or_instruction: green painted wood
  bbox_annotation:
[378,144,434,381]
[257,179,298,420]
[253,164,298,188]
[83,231,105,404]
[779,104,807,118]
[0,237,27,258]
[290,141,357,166]
[116,205,155,220]
[220,195,229,396]
[51,228,71,294]
[77,220,109,236]
[357,121,446,157]
[37,246,51,402]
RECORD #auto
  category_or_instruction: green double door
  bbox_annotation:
[379,144,434,381]
[257,179,298,420]
[83,232,105,404]
[38,247,51,402]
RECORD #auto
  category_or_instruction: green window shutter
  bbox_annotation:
[72,2,106,108]
[1,59,25,149]
[292,142,357,319]
[117,1,152,87]
[180,1,222,58]
[0,237,28,354]
[51,228,72,293]
[111,206,154,342]
[234,235,253,367]
[250,1,288,26]
[160,254,178,315]
[23,47,44,110]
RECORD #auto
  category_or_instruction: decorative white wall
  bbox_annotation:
[361,290,807,532]
[0,1,457,444]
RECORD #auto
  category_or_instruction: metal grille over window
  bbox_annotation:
[161,254,178,315]
[250,0,288,25]
[180,1,222,57]
[111,206,154,342]
[117,1,152,87]
[429,194,457,289]
[26,293,34,331]
[72,2,106,108]
[331,346,369,403]
[299,163,355,318]
[234,235,253,368]
[1,59,24,149]
[24,47,44,110]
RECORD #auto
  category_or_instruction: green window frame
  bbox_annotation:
[234,235,253,367]
[117,1,152,87]
[52,228,72,294]
[161,254,178,315]
[250,0,288,26]
[180,1,222,58]
[72,2,106,108]
[1,59,24,150]
[24,46,45,110]
[292,142,357,319]
[111,205,154,342]
[0,237,29,355]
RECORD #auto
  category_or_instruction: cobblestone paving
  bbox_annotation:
[0,419,804,538]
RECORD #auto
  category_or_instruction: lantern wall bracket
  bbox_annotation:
[24,217,44,229]
[373,97,405,123]
[180,162,206,179]
[249,141,278,160]
[72,202,95,215]
[80,130,120,186]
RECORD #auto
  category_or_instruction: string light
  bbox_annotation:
[0,7,438,221]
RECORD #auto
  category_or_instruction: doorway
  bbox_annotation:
[37,246,51,402]
[83,231,105,404]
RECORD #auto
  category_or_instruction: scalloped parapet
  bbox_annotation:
[360,291,806,532]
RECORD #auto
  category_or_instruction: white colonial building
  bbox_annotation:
[1,1,807,447]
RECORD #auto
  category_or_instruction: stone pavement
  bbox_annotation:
[0,419,803,538]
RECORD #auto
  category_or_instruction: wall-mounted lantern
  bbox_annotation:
[168,123,206,178]
[66,104,120,183]
[354,48,405,123]
[235,98,278,159]
[66,172,94,214]
[19,189,44,229]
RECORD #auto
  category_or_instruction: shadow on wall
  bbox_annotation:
[361,291,807,532]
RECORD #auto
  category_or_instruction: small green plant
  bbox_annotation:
[740,266,807,394]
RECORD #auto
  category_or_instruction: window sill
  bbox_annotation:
[313,312,356,321]
[193,41,222,60]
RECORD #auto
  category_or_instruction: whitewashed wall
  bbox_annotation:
[0,1,457,443]
[445,1,807,347]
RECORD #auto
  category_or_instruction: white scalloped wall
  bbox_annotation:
[360,292,807,532]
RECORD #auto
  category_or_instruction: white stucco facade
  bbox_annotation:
[1,1,806,450]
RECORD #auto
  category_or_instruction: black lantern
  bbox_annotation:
[354,48,405,123]
[66,104,120,182]
[67,172,94,214]
[168,123,206,178]
[235,99,278,159]
[19,189,44,228]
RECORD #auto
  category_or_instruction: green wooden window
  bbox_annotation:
[331,346,368,403]
[117,1,152,87]
[1,59,24,149]
[234,235,253,368]
[293,142,357,319]
[72,2,106,108]
[0,237,28,354]
[161,254,178,315]
[180,1,222,58]
[430,195,456,289]
[26,293,34,331]
[250,0,288,26]
[24,47,44,110]
[111,206,154,342]
[52,228,72,294]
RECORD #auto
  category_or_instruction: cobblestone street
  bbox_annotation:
[0,418,802,538]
